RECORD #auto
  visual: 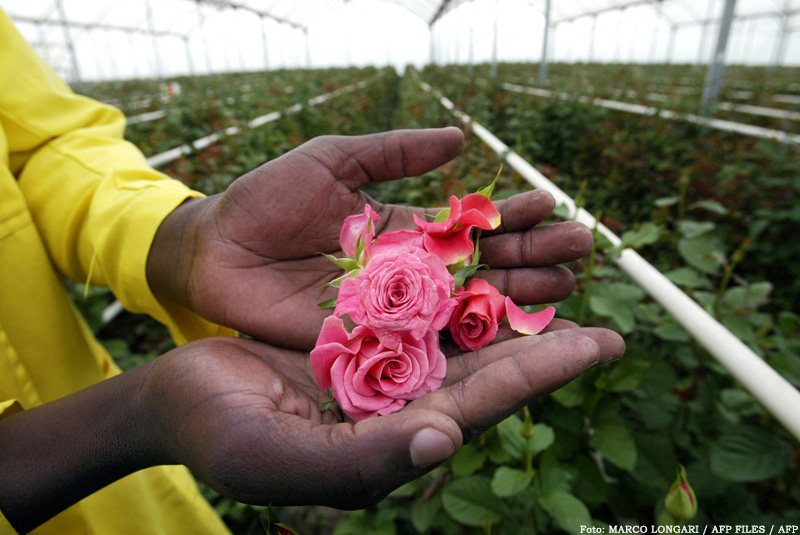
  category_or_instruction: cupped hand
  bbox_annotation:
[140,322,624,510]
[146,127,592,350]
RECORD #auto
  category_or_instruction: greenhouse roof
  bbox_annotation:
[5,0,800,81]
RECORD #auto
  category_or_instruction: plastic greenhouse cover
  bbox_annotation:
[4,0,799,80]
[5,0,799,36]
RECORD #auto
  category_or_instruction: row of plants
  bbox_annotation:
[71,63,800,533]
[481,62,800,132]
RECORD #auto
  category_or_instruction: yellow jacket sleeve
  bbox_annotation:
[0,11,233,345]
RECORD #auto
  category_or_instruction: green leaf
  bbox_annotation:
[678,220,716,239]
[590,295,635,334]
[653,323,691,342]
[451,443,486,476]
[411,494,441,534]
[319,252,359,272]
[620,222,661,249]
[550,378,586,407]
[452,263,488,290]
[677,237,726,274]
[719,282,773,312]
[441,476,504,527]
[475,163,503,198]
[496,414,525,460]
[552,203,573,219]
[690,199,728,214]
[605,358,650,393]
[317,298,337,309]
[491,466,534,497]
[537,491,592,534]
[433,207,451,224]
[590,423,637,471]
[529,423,556,456]
[654,196,678,207]
[710,426,791,482]
[665,267,710,289]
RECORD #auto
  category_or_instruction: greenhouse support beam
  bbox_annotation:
[419,79,800,442]
[701,0,737,110]
[196,1,213,73]
[502,83,800,145]
[55,0,81,85]
[260,15,270,70]
[539,0,550,86]
[649,0,662,62]
[10,15,185,38]
[666,25,676,64]
[145,0,165,81]
[183,37,195,76]
[491,0,498,77]
[770,0,791,74]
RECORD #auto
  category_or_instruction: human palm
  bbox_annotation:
[147,128,591,349]
[141,322,623,509]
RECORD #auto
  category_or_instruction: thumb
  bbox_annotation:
[254,408,462,510]
[317,127,465,190]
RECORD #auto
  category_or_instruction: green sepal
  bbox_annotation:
[453,263,488,290]
[319,268,362,290]
[319,252,359,272]
[319,398,337,412]
[476,164,503,199]
[433,207,452,223]
[317,298,338,309]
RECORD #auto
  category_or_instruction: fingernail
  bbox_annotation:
[410,428,455,467]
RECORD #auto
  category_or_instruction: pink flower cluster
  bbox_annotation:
[311,193,556,422]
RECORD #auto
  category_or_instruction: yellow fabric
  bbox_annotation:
[0,9,233,535]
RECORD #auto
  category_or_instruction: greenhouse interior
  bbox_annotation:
[2,0,800,533]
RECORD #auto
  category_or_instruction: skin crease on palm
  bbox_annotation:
[0,127,625,534]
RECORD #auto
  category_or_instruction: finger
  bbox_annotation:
[475,265,576,304]
[485,189,555,235]
[413,333,624,441]
[480,220,594,268]
[305,127,465,190]
[443,327,625,386]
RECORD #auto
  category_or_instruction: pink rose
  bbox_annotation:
[310,316,446,422]
[335,249,457,340]
[449,278,507,351]
[413,194,502,265]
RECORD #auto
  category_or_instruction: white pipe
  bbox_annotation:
[419,79,800,442]
[502,83,800,146]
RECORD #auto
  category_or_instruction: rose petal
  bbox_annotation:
[460,193,501,230]
[505,298,556,335]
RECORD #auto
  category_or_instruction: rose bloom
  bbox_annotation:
[334,248,456,341]
[449,278,507,351]
[339,204,379,263]
[310,316,446,421]
[413,194,501,265]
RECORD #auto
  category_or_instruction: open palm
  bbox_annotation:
[140,320,623,509]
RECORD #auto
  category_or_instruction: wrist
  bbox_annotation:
[145,195,215,308]
[0,364,169,533]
